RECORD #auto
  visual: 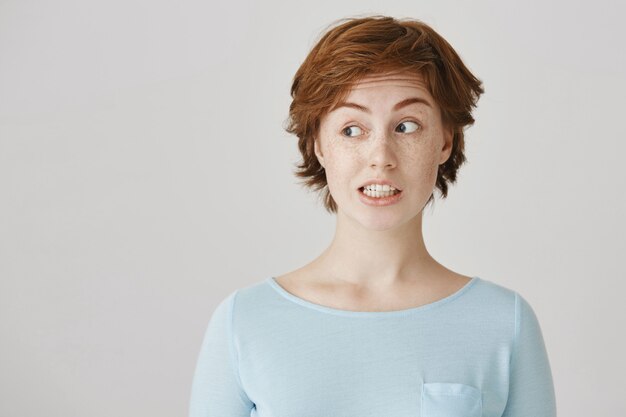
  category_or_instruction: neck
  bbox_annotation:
[312,209,441,289]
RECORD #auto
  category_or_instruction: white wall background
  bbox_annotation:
[1,0,624,416]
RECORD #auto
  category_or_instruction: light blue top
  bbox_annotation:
[189,276,556,417]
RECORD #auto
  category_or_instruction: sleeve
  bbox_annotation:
[188,290,254,417]
[501,292,557,417]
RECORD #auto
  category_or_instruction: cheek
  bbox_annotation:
[401,151,440,187]
[324,157,351,189]
[322,151,359,196]
[322,139,352,169]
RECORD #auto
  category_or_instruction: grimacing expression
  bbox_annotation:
[314,71,453,229]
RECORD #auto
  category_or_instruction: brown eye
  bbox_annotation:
[342,125,363,137]
[396,121,420,133]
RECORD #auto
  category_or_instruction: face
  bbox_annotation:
[314,70,453,230]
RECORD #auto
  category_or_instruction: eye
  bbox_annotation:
[341,125,363,138]
[396,120,421,134]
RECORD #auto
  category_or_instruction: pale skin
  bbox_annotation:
[275,70,473,312]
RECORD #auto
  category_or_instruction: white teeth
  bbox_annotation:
[363,184,397,192]
[362,188,400,198]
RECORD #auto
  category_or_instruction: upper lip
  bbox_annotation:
[358,179,402,191]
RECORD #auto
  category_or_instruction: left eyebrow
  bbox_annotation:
[331,97,433,113]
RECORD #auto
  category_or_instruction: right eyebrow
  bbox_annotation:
[331,96,433,113]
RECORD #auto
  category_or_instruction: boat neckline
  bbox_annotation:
[265,275,480,317]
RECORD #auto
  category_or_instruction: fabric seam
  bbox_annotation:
[228,289,252,407]
[421,383,483,414]
[266,276,480,318]
[501,292,520,415]
[512,292,520,369]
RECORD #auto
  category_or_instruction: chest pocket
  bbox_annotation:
[421,382,482,417]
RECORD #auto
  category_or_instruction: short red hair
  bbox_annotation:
[284,15,485,213]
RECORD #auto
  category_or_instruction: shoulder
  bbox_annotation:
[472,276,538,306]
[202,278,273,325]
[223,277,279,324]
[472,276,518,303]
[461,277,538,328]
[467,277,546,339]
[473,277,541,316]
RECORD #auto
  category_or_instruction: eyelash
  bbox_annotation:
[341,120,422,138]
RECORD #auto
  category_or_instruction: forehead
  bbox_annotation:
[348,70,429,92]
[327,70,436,115]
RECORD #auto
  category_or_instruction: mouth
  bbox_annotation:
[357,186,404,206]
[358,186,403,196]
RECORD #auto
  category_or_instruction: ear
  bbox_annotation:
[314,137,325,168]
[439,124,454,165]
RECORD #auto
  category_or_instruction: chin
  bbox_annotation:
[349,210,409,231]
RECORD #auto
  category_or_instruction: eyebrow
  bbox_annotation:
[331,97,433,113]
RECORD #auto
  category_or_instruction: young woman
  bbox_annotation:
[189,15,556,417]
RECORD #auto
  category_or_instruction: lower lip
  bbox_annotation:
[358,188,403,206]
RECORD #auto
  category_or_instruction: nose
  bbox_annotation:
[367,132,398,169]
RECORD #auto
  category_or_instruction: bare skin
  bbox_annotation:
[275,70,472,312]
[274,262,472,313]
